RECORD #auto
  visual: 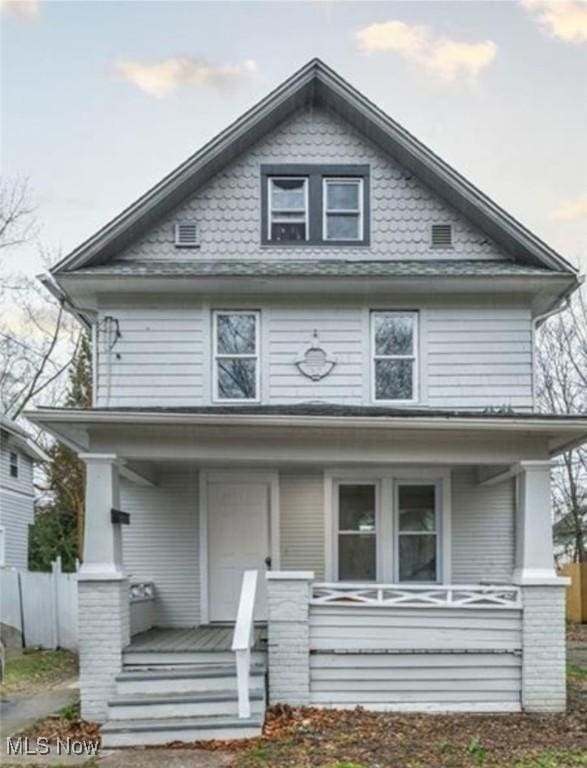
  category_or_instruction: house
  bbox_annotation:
[26,59,587,746]
[0,415,48,570]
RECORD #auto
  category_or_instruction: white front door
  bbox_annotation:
[207,480,270,622]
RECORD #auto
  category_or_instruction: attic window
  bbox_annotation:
[431,224,453,249]
[174,222,199,248]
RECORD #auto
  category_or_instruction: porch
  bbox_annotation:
[26,407,584,743]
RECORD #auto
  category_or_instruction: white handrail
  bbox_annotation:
[231,569,258,719]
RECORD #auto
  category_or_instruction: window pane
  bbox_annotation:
[339,485,376,532]
[375,359,413,400]
[326,214,359,240]
[374,314,414,356]
[271,221,306,241]
[339,534,376,581]
[217,314,256,355]
[399,485,436,532]
[327,181,359,210]
[399,535,437,582]
[270,178,305,210]
[217,358,256,399]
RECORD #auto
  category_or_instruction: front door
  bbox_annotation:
[207,480,270,622]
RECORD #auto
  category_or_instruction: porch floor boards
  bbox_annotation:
[126,625,267,653]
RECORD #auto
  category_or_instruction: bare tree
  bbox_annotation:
[536,287,587,563]
[0,177,78,419]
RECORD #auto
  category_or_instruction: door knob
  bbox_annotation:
[264,556,272,569]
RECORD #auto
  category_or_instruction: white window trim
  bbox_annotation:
[394,479,442,585]
[322,177,363,242]
[9,450,19,479]
[267,176,309,242]
[212,310,261,403]
[324,468,451,585]
[0,525,5,567]
[333,480,381,582]
[371,310,419,404]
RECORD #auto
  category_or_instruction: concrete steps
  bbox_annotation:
[101,662,266,748]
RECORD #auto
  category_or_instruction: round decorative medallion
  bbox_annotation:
[295,330,337,381]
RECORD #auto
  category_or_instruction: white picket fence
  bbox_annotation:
[0,558,78,651]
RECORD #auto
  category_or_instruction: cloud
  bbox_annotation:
[0,0,40,20]
[355,20,497,81]
[115,56,257,97]
[552,194,587,221]
[522,0,587,43]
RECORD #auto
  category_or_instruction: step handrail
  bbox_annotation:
[231,569,258,719]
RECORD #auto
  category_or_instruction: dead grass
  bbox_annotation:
[0,649,78,695]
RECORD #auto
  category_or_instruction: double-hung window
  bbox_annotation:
[262,165,369,245]
[372,311,418,402]
[396,483,439,582]
[213,311,260,402]
[323,178,363,241]
[337,483,377,581]
[268,177,308,242]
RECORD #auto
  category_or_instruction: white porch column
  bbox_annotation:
[77,454,130,722]
[513,461,569,713]
[266,571,313,706]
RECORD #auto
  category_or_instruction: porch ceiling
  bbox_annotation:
[25,406,587,466]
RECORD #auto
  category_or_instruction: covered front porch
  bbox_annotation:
[26,406,586,741]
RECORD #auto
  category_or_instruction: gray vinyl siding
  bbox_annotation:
[0,490,33,569]
[0,435,34,496]
[121,467,200,627]
[279,473,325,578]
[267,308,363,404]
[116,107,507,263]
[426,307,533,409]
[0,431,34,569]
[96,306,204,407]
[309,605,522,709]
[451,467,515,583]
[96,300,533,410]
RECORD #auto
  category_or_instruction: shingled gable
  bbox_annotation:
[51,58,577,276]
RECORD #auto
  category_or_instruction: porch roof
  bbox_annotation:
[25,405,587,459]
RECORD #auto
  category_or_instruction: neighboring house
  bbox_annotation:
[27,60,587,745]
[0,415,48,569]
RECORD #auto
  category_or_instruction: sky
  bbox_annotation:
[1,0,587,276]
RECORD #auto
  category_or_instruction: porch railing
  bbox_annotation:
[311,582,522,609]
[232,570,258,719]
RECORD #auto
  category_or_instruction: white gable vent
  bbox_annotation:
[174,221,199,248]
[431,223,453,249]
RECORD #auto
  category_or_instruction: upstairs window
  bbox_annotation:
[9,450,18,479]
[323,178,363,241]
[268,178,308,242]
[213,311,259,402]
[261,165,369,245]
[372,311,418,403]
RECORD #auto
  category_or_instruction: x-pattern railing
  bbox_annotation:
[311,582,521,609]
